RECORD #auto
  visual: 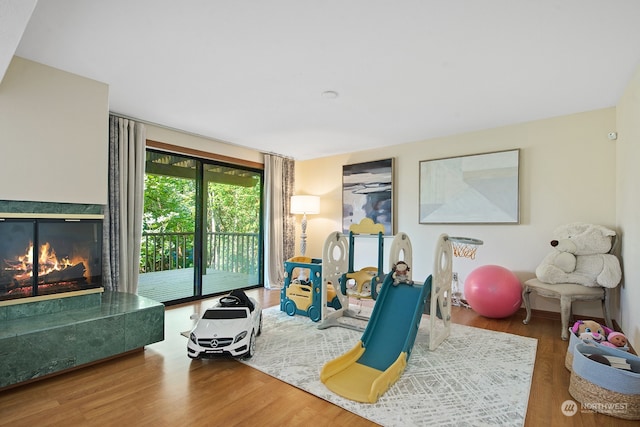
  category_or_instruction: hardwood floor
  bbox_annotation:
[0,288,636,426]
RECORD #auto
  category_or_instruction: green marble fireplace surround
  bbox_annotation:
[0,289,165,389]
[0,199,103,217]
[0,200,165,389]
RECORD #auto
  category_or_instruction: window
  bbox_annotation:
[138,149,263,304]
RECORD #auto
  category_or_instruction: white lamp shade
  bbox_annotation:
[290,195,320,215]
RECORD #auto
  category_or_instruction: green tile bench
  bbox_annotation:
[0,290,164,389]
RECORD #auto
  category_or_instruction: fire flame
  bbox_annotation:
[38,242,74,272]
[7,242,87,281]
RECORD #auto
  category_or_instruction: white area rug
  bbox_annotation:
[241,306,537,427]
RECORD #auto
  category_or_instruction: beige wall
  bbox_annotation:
[0,56,263,205]
[616,65,640,348]
[0,57,108,205]
[296,108,619,321]
[146,125,263,164]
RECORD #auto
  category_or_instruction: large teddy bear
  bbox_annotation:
[535,223,622,288]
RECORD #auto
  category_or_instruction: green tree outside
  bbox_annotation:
[141,172,261,273]
[143,174,196,233]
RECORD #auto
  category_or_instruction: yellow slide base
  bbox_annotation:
[323,363,383,403]
[321,350,408,404]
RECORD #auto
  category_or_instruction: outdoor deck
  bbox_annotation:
[137,267,259,303]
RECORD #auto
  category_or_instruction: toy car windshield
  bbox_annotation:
[202,309,248,320]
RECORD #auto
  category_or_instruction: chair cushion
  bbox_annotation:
[525,278,604,297]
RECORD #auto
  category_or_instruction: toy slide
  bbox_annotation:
[320,272,431,403]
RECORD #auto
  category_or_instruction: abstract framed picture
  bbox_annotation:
[419,149,520,224]
[342,158,394,235]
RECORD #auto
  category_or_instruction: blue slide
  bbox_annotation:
[320,273,432,403]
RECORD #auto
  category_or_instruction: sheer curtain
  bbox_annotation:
[263,154,295,289]
[103,115,146,294]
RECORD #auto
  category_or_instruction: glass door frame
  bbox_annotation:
[141,148,264,305]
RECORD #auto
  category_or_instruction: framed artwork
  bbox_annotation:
[343,158,394,235]
[419,149,520,224]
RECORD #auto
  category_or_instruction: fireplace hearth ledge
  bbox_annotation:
[0,287,104,308]
[0,291,165,390]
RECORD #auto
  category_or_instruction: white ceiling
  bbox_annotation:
[4,0,640,160]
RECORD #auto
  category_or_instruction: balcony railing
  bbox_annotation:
[141,231,259,274]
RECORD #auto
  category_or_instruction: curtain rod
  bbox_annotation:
[108,111,285,158]
[262,151,294,160]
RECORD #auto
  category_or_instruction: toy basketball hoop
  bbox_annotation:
[448,236,483,260]
[446,236,483,309]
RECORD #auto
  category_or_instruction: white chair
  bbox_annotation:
[522,279,613,340]
[522,236,619,340]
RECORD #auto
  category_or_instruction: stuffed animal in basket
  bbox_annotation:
[601,331,628,349]
[571,319,612,343]
[535,223,622,288]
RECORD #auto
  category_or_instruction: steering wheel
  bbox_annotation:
[220,295,241,306]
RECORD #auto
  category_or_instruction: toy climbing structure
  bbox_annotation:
[344,218,386,300]
[318,218,387,331]
[280,256,342,322]
[281,218,387,326]
[318,230,358,330]
[320,233,455,403]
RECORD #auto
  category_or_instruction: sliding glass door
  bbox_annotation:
[203,163,262,295]
[138,150,263,303]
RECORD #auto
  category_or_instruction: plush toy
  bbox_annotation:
[571,319,611,342]
[392,261,411,285]
[601,331,628,349]
[587,354,611,366]
[535,223,622,288]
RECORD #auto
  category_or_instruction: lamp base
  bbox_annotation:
[300,213,308,256]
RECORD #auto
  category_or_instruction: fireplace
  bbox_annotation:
[0,219,102,301]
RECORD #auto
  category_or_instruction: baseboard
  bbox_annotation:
[520,307,562,321]
[520,307,613,326]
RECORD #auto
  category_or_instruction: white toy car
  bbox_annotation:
[187,290,262,359]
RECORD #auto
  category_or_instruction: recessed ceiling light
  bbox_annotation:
[322,90,339,99]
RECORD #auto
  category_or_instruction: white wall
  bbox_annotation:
[616,65,640,349]
[0,57,108,205]
[296,108,619,322]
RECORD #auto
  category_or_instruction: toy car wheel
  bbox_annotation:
[244,331,256,359]
[308,305,321,322]
[284,299,297,316]
[257,312,263,336]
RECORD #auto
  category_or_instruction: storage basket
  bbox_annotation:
[569,342,640,420]
[565,328,580,371]
[565,329,630,371]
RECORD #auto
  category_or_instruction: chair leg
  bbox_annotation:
[560,295,572,340]
[522,286,532,325]
[602,288,614,329]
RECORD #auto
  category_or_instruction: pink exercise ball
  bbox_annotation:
[464,265,522,318]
